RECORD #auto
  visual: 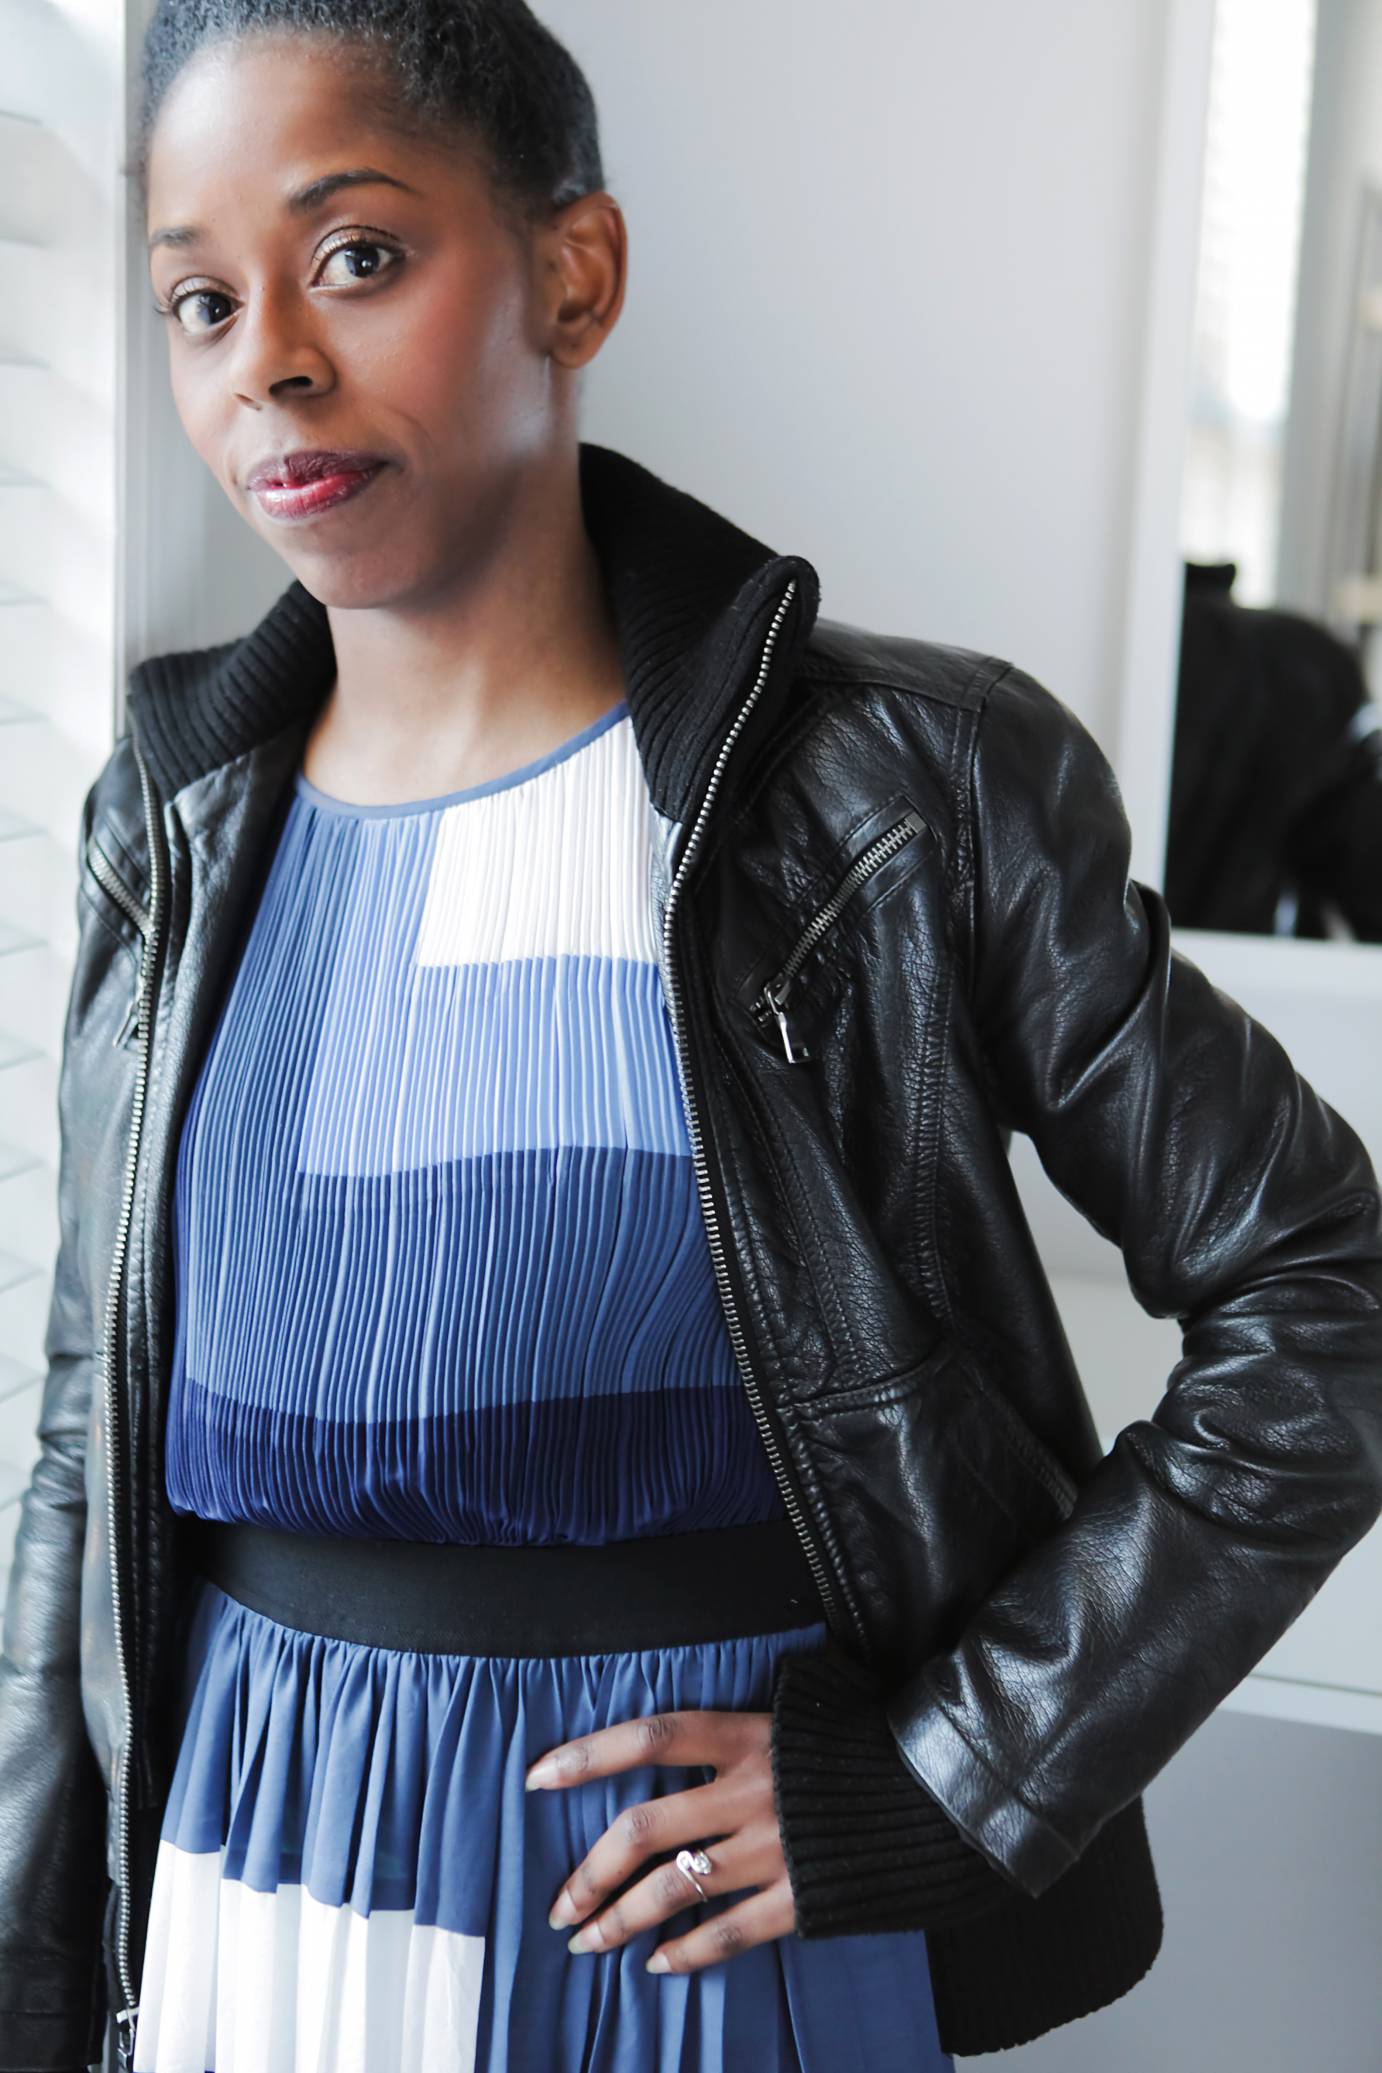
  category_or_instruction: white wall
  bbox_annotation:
[548,0,1167,745]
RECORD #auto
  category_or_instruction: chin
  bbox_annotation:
[272,538,432,610]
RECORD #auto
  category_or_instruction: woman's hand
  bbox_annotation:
[525,1706,797,1975]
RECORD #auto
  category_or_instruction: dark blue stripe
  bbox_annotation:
[168,1372,786,1542]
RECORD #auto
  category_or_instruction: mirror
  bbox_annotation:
[1165,0,1382,942]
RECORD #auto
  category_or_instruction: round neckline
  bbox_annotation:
[292,697,630,819]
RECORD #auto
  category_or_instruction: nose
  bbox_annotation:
[228,286,335,406]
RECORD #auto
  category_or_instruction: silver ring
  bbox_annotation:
[674,1846,714,1901]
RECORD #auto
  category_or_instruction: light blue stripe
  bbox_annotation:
[295,955,688,1172]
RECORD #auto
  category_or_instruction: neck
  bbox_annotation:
[302,448,626,804]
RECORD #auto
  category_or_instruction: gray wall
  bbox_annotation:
[968,1712,1382,2071]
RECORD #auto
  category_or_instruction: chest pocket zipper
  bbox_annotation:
[749,806,931,1062]
[84,830,153,1047]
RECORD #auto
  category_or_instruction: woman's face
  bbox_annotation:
[144,34,614,604]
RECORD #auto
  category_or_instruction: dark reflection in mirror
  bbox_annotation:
[1167,559,1382,936]
[1163,0,1382,941]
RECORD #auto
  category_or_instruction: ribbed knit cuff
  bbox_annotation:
[769,1641,1022,1939]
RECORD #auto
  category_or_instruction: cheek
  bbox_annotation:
[372,267,537,424]
[167,350,221,467]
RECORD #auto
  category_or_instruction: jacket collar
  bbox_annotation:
[124,441,822,827]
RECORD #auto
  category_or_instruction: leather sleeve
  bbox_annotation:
[0,776,111,2072]
[879,660,1382,1898]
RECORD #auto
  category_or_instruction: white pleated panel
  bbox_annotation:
[133,1839,485,2073]
[132,1840,220,2071]
[414,715,656,968]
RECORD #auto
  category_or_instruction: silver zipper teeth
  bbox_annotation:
[752,814,922,1025]
[660,580,854,1644]
[86,840,153,940]
[99,740,162,2072]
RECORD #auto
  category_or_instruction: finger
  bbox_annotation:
[645,1879,798,1976]
[526,1707,770,1790]
[548,1773,765,1928]
[563,1823,785,1958]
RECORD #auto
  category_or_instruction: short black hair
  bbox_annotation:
[131,0,606,237]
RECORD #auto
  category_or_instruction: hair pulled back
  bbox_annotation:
[132,0,605,236]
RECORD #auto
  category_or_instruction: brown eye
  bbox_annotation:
[168,287,234,335]
[154,234,404,338]
[315,237,404,286]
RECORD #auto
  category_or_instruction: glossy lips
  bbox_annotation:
[246,448,389,522]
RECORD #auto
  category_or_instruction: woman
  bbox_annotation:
[3,3,1381,2070]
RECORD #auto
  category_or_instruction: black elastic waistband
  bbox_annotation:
[179,1514,827,1657]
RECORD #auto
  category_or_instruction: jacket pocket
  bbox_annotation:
[806,1341,1080,1664]
[80,822,152,1048]
[950,1351,1080,1520]
[737,794,935,1062]
[813,1338,1079,1530]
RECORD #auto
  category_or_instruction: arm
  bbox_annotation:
[890,662,1382,1893]
[0,775,111,2072]
[772,662,1382,1925]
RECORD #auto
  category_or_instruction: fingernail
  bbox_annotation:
[525,1760,558,1790]
[548,1895,574,1929]
[567,1929,593,1955]
[645,1951,670,1973]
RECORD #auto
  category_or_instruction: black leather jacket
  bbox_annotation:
[4,443,1381,2070]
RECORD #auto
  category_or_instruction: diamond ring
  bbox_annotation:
[674,1846,714,1900]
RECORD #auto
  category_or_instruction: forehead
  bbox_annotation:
[145,34,465,224]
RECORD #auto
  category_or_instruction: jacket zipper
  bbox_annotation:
[85,833,153,1048]
[99,740,164,2072]
[749,808,929,1063]
[659,581,861,1650]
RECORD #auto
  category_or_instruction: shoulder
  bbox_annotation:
[73,730,157,930]
[800,613,1007,715]
[793,615,1118,844]
[83,729,145,852]
[800,613,1098,754]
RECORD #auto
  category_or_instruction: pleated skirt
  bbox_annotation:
[130,1572,955,2072]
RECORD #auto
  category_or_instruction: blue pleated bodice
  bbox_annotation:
[162,698,789,1544]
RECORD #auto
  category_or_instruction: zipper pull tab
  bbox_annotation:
[112,942,147,1049]
[115,2001,139,2069]
[763,988,810,1064]
[112,987,140,1048]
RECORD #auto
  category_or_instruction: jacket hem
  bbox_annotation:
[926,1792,1166,2056]
[0,1998,106,2073]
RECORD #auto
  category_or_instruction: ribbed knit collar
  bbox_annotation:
[124,441,823,827]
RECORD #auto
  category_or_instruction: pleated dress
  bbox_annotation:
[129,696,954,2072]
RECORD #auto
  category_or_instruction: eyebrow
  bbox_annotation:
[147,166,421,254]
